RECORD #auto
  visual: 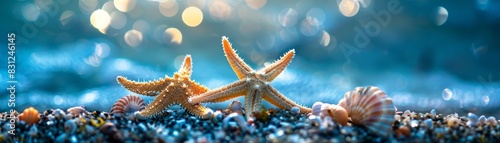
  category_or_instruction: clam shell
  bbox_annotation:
[110,95,147,116]
[338,86,395,136]
[19,107,40,125]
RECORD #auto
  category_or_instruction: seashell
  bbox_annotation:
[447,117,460,128]
[67,106,88,116]
[337,86,395,136]
[311,102,323,116]
[321,104,348,126]
[110,95,147,117]
[53,109,65,119]
[478,115,486,125]
[487,116,497,126]
[225,100,244,115]
[467,113,478,127]
[403,110,411,117]
[19,107,40,125]
[394,115,401,121]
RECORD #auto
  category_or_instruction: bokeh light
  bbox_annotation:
[114,0,136,12]
[110,11,127,29]
[436,6,448,26]
[209,0,232,21]
[133,20,150,33]
[320,31,331,47]
[246,0,267,10]
[164,28,183,45]
[90,9,111,33]
[278,8,298,27]
[79,0,98,13]
[482,95,490,106]
[339,0,360,17]
[22,3,40,21]
[53,95,64,105]
[159,0,179,17]
[102,1,116,13]
[182,7,204,27]
[113,59,132,71]
[306,8,325,26]
[124,30,143,47]
[442,88,453,100]
[60,10,76,26]
[358,0,372,8]
[300,17,320,36]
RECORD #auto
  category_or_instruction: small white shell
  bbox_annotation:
[67,106,88,116]
[311,102,323,116]
[110,95,147,116]
[487,116,497,126]
[338,86,395,136]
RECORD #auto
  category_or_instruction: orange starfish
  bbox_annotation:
[189,36,312,119]
[117,55,213,119]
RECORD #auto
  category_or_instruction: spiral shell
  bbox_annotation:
[19,107,40,125]
[110,95,147,116]
[310,102,348,126]
[338,86,395,136]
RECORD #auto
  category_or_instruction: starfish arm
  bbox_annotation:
[244,89,263,118]
[189,79,248,103]
[116,76,171,96]
[181,102,213,119]
[175,55,192,78]
[260,49,295,81]
[222,36,253,79]
[262,86,312,113]
[136,90,174,118]
[187,81,209,95]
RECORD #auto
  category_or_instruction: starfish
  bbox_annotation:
[116,55,213,119]
[189,36,312,119]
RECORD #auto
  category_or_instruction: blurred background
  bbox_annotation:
[1,0,499,117]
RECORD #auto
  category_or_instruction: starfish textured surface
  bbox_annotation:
[117,55,213,119]
[189,36,312,119]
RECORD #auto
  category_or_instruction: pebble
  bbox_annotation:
[2,107,499,142]
[430,109,436,115]
[290,107,300,115]
[64,119,77,134]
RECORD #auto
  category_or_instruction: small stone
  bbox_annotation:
[423,119,434,129]
[290,107,300,115]
[396,126,411,138]
[64,119,77,134]
[430,109,436,115]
